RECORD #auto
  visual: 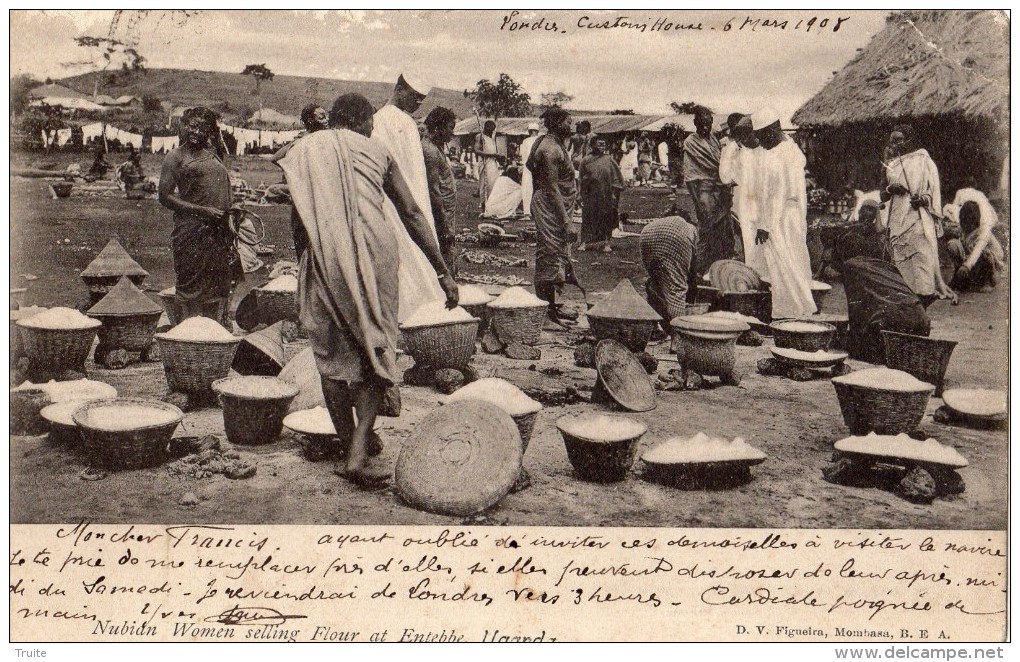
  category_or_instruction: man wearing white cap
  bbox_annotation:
[372,73,445,321]
[519,122,541,218]
[749,107,816,318]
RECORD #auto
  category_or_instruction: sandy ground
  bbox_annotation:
[9,154,1009,528]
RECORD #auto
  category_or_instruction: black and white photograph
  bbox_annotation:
[7,8,1011,646]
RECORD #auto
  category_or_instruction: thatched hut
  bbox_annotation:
[793,10,1009,199]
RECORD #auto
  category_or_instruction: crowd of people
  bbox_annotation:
[153,75,1004,486]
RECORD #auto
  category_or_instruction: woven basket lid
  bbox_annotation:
[87,276,162,316]
[80,238,148,279]
[708,259,761,293]
[395,400,522,516]
[594,339,656,412]
[670,314,749,334]
[586,279,661,321]
[240,322,285,368]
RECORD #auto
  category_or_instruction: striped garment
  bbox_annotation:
[640,216,699,322]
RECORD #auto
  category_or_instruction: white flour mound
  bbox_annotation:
[457,284,494,306]
[558,413,646,442]
[488,286,546,308]
[401,301,475,328]
[162,316,235,341]
[262,274,298,292]
[834,367,931,391]
[445,378,541,416]
[18,307,99,330]
[85,404,179,431]
[834,432,968,466]
[643,432,767,464]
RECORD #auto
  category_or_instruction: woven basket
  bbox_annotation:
[213,377,298,445]
[17,322,99,378]
[158,290,184,327]
[587,315,657,353]
[90,311,162,352]
[832,381,933,435]
[513,410,538,453]
[155,334,242,398]
[74,398,182,469]
[673,332,738,378]
[461,303,491,338]
[258,289,299,324]
[400,319,479,368]
[489,304,547,346]
[695,285,721,308]
[771,321,836,352]
[556,421,645,483]
[722,290,771,324]
[881,331,957,397]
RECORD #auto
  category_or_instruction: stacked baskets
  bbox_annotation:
[670,314,749,384]
[155,322,242,402]
[770,319,836,352]
[87,276,163,366]
[79,238,149,306]
[585,279,662,353]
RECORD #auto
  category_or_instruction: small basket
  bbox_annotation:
[400,319,479,368]
[832,381,933,435]
[90,311,162,353]
[881,331,957,397]
[73,398,182,469]
[16,321,100,378]
[673,333,739,378]
[461,303,491,338]
[213,377,299,445]
[489,304,547,346]
[771,320,836,352]
[257,289,299,324]
[512,410,538,453]
[158,289,184,327]
[556,418,646,483]
[155,334,242,399]
[587,315,658,353]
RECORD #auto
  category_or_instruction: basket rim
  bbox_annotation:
[880,329,959,347]
[212,376,300,400]
[154,332,242,345]
[398,317,480,331]
[16,318,102,331]
[256,287,297,296]
[87,309,163,320]
[831,377,934,395]
[71,397,183,433]
[769,320,836,334]
[555,413,647,444]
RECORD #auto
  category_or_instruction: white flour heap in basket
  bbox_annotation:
[835,367,931,391]
[488,286,546,308]
[457,284,494,306]
[161,316,235,341]
[262,274,298,292]
[776,321,829,333]
[217,376,295,399]
[643,432,766,464]
[401,301,474,328]
[18,307,98,329]
[559,414,645,442]
[445,378,541,416]
[85,404,179,431]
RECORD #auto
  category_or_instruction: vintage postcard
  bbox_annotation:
[7,8,1010,648]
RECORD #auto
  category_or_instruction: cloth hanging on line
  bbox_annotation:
[55,128,74,146]
[81,122,104,142]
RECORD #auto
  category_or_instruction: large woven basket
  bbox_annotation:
[73,398,182,469]
[17,321,100,378]
[556,416,647,483]
[771,320,836,352]
[881,331,957,397]
[489,304,547,346]
[400,319,479,368]
[461,303,491,338]
[155,333,242,398]
[90,311,162,352]
[673,333,739,378]
[213,377,299,445]
[257,289,299,324]
[832,380,933,435]
[587,315,658,353]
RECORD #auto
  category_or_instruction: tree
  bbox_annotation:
[67,36,146,97]
[464,73,531,121]
[141,95,163,113]
[670,101,701,115]
[538,91,574,112]
[242,64,275,115]
[10,74,42,115]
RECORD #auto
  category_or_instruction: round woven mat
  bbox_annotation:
[594,339,656,412]
[395,400,522,516]
[708,260,762,293]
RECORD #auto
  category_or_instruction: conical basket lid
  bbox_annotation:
[81,238,148,278]
[708,259,761,293]
[241,322,285,368]
[87,276,162,316]
[587,279,661,321]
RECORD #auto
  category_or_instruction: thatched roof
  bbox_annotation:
[793,11,1009,127]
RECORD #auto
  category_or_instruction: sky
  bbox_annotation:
[9,9,891,124]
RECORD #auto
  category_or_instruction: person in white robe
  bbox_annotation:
[371,74,444,321]
[749,108,816,318]
[719,114,764,276]
[519,123,540,219]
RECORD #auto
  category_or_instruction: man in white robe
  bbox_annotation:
[519,123,540,219]
[749,108,816,318]
[372,74,444,321]
[719,114,764,275]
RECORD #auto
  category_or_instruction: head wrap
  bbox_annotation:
[397,73,430,97]
[527,122,540,132]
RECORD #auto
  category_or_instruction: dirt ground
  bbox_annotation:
[9,151,1009,528]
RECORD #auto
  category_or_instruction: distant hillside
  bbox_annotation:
[59,68,478,122]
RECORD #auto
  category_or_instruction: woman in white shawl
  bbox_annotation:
[880,125,955,304]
